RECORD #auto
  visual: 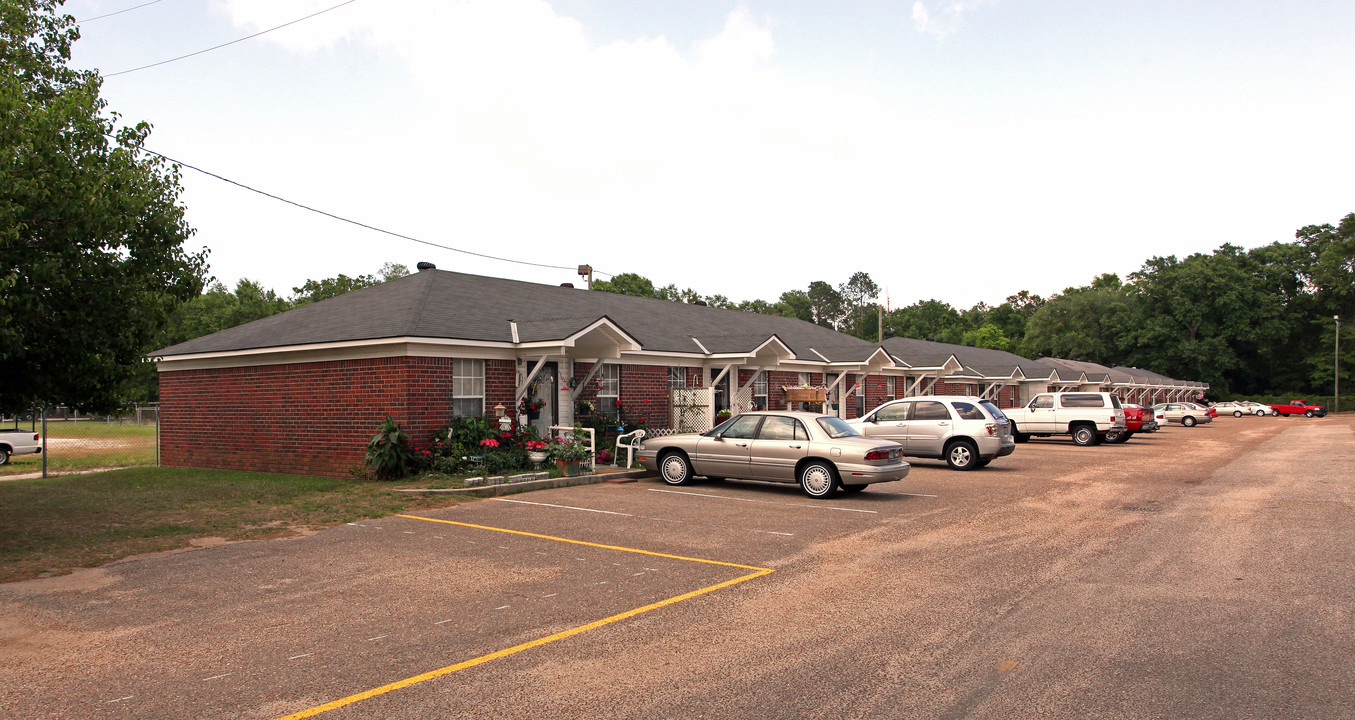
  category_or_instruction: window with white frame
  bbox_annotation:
[752,371,768,410]
[887,376,896,400]
[452,359,485,418]
[668,366,696,389]
[598,364,620,414]
[798,372,811,386]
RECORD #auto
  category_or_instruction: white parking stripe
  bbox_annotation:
[493,498,634,516]
[646,488,880,514]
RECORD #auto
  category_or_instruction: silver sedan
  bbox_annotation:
[636,411,910,498]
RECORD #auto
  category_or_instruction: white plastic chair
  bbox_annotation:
[614,429,646,469]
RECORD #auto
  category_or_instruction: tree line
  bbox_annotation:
[595,213,1355,399]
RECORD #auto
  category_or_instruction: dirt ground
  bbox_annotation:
[1,415,1351,719]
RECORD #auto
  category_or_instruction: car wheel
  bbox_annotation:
[1072,425,1098,446]
[0,449,9,466]
[1011,424,1029,443]
[1305,410,1315,418]
[658,452,694,486]
[1234,411,1243,417]
[799,461,839,499]
[945,440,979,470]
[1182,416,1197,427]
[841,484,868,494]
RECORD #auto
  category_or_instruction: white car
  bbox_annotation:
[1243,401,1274,416]
[1212,401,1254,417]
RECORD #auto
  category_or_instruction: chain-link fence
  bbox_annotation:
[0,406,159,479]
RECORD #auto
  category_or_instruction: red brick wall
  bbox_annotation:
[620,365,669,427]
[159,357,460,478]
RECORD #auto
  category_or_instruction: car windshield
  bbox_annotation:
[816,416,860,438]
[703,417,736,436]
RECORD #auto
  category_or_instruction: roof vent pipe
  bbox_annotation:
[560,283,574,288]
[694,300,708,306]
[416,261,436,271]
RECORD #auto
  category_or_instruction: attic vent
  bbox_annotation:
[416,261,436,271]
[560,283,574,288]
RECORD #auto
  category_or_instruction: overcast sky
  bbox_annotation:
[65,0,1355,310]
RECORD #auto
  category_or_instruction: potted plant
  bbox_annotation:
[545,433,593,476]
[575,399,595,416]
[524,439,548,464]
[715,409,732,422]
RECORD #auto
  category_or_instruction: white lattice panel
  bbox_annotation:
[669,387,714,432]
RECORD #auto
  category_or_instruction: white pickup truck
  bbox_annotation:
[1004,392,1126,446]
[0,429,43,465]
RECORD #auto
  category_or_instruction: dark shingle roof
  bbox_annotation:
[881,337,1057,379]
[154,269,885,362]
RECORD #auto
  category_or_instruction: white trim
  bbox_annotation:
[691,337,710,354]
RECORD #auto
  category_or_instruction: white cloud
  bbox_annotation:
[911,0,999,38]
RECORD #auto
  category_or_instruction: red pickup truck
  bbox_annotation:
[1269,400,1328,418]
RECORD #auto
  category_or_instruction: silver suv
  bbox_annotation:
[847,396,1015,470]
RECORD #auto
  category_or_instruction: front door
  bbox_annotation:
[694,414,759,479]
[527,362,559,438]
[859,401,910,446]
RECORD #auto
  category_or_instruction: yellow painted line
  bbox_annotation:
[273,515,774,720]
[393,514,771,571]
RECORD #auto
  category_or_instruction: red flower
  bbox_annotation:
[642,398,649,403]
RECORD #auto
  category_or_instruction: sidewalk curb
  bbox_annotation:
[396,468,653,498]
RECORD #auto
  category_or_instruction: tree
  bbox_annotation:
[1023,284,1133,365]
[807,281,845,329]
[591,272,659,298]
[886,300,964,344]
[0,0,207,414]
[291,262,408,306]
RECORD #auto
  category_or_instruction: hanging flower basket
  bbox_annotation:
[784,386,826,403]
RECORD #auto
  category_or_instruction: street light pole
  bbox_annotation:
[1336,315,1341,414]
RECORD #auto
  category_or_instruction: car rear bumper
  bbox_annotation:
[835,460,911,484]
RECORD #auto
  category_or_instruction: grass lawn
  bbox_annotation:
[1,420,157,477]
[0,467,472,583]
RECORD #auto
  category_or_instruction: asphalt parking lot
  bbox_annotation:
[2,415,1352,719]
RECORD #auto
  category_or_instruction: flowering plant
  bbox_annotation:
[545,433,593,463]
[519,397,545,414]
[480,438,500,448]
[524,440,548,451]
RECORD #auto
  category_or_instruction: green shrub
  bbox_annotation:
[365,416,414,480]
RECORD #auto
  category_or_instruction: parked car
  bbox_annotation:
[1211,401,1255,417]
[1242,401,1274,416]
[1184,402,1217,418]
[1107,404,1158,442]
[0,430,42,465]
[846,395,1014,470]
[1004,392,1126,446]
[635,411,911,498]
[1152,403,1213,427]
[1269,400,1328,418]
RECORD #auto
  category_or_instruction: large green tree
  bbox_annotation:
[0,0,206,414]
[1024,275,1134,366]
[291,261,408,306]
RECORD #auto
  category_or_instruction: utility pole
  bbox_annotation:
[577,265,593,291]
[1336,315,1341,414]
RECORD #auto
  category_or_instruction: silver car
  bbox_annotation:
[636,411,910,498]
[1152,403,1213,427]
[847,396,1015,470]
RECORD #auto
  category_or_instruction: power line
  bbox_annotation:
[76,0,167,24]
[134,144,612,278]
[103,0,360,78]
